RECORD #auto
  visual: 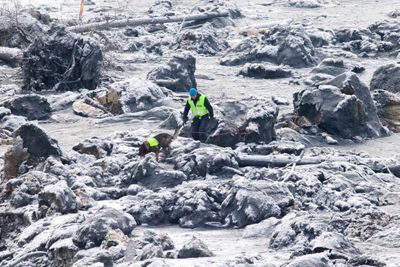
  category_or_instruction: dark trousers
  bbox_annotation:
[191,116,209,142]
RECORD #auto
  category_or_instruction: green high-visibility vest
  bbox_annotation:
[187,95,209,118]
[147,137,159,147]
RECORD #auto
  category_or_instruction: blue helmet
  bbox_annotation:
[189,87,197,97]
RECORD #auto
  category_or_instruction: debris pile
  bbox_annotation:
[22,26,103,91]
[221,25,317,68]
[0,0,400,266]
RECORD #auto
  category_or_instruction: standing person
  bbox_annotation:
[182,87,214,142]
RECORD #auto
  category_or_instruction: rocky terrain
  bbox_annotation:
[1,0,400,266]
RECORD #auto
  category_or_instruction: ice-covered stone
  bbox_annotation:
[0,107,11,120]
[221,176,293,227]
[239,63,293,79]
[177,24,229,55]
[1,115,27,132]
[72,207,136,249]
[373,89,400,132]
[283,253,333,267]
[3,94,51,120]
[48,238,79,267]
[208,97,278,146]
[111,78,169,113]
[294,72,388,139]
[148,52,196,92]
[221,25,317,68]
[124,156,187,190]
[13,123,62,162]
[73,137,113,159]
[370,62,400,93]
[177,236,214,258]
[38,180,79,216]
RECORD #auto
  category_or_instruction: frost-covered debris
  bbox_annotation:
[0,7,49,49]
[372,89,400,133]
[370,62,400,94]
[220,25,317,68]
[239,63,293,79]
[112,77,170,112]
[293,71,389,139]
[2,94,51,120]
[1,0,400,266]
[147,52,197,92]
[1,121,400,266]
[388,9,400,18]
[176,23,230,56]
[22,25,103,91]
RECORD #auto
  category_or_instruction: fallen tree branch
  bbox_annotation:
[0,47,23,64]
[282,150,305,180]
[68,11,229,33]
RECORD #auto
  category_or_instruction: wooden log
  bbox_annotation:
[68,11,229,33]
[0,47,23,64]
[151,79,180,87]
[237,154,324,167]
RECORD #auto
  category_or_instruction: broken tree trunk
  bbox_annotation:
[0,47,23,65]
[68,11,229,33]
[237,154,400,177]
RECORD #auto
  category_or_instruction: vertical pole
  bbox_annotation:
[79,0,84,21]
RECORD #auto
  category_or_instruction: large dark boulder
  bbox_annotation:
[38,180,79,216]
[275,27,317,68]
[22,25,102,91]
[241,102,279,144]
[126,156,187,190]
[239,63,292,79]
[147,52,196,92]
[72,137,113,159]
[13,123,62,162]
[220,177,293,227]
[294,72,388,139]
[173,146,238,177]
[177,236,214,258]
[4,124,61,178]
[3,94,51,120]
[72,207,136,249]
[370,62,400,93]
[207,98,279,147]
[310,58,347,77]
[220,25,317,68]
